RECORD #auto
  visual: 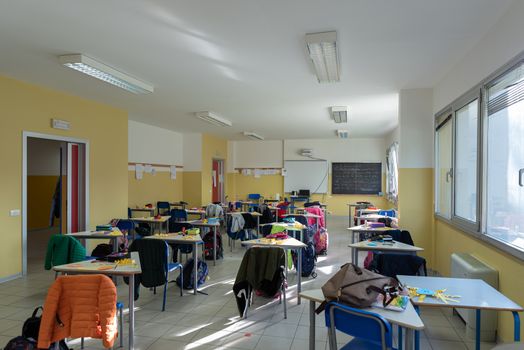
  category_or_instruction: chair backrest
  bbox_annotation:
[130,239,168,288]
[170,222,193,233]
[116,219,134,233]
[157,201,170,215]
[325,302,393,350]
[373,253,427,278]
[170,209,188,221]
[127,207,132,218]
[378,209,396,217]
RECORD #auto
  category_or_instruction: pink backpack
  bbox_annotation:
[313,228,328,255]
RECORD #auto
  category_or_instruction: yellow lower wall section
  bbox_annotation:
[182,171,203,208]
[27,176,60,230]
[128,171,183,208]
[398,168,434,265]
[0,75,128,279]
[434,220,524,342]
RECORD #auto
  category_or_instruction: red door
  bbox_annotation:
[212,159,219,203]
[68,143,79,232]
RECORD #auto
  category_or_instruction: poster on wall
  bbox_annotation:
[170,165,177,180]
[135,164,144,180]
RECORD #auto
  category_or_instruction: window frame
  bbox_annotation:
[434,50,524,261]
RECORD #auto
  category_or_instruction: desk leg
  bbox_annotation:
[405,328,413,350]
[213,226,217,266]
[128,275,135,350]
[512,311,520,342]
[398,326,403,350]
[475,309,481,350]
[257,216,260,236]
[193,243,198,296]
[414,305,420,350]
[297,247,302,305]
[309,300,315,350]
[352,248,358,266]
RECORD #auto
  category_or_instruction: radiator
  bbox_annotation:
[451,253,499,342]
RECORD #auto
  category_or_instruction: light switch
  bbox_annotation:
[10,209,21,217]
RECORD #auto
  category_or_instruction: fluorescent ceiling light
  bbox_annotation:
[59,54,154,94]
[305,31,339,83]
[331,106,348,123]
[336,129,349,139]
[195,111,232,127]
[243,132,264,140]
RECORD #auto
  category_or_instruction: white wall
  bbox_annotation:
[182,133,202,171]
[27,138,61,176]
[433,0,524,112]
[384,126,400,150]
[232,140,283,169]
[128,120,183,166]
[399,89,434,168]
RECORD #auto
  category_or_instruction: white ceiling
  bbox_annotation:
[0,0,513,140]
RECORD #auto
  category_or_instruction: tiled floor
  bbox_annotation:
[0,217,502,349]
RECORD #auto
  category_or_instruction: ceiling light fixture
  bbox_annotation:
[305,31,340,83]
[336,129,349,139]
[59,54,154,94]
[331,106,348,123]
[195,111,232,127]
[243,132,264,140]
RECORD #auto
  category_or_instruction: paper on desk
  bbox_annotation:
[135,164,144,180]
[170,165,177,180]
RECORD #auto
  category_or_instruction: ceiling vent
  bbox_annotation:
[195,111,232,127]
[243,131,264,140]
[336,129,349,139]
[331,106,348,123]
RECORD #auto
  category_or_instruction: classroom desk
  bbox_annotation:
[283,213,321,232]
[132,216,170,233]
[180,220,221,266]
[296,205,328,228]
[144,233,204,295]
[129,207,156,217]
[348,240,424,266]
[53,252,142,350]
[66,230,123,254]
[186,209,206,220]
[347,203,371,227]
[355,213,389,225]
[397,275,523,350]
[241,237,306,304]
[347,225,397,244]
[260,222,306,242]
[299,289,424,350]
[226,211,262,234]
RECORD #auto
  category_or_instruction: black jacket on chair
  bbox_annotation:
[371,252,427,279]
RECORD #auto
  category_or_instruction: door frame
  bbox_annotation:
[212,158,225,203]
[22,131,90,276]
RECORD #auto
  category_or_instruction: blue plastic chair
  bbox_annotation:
[247,194,262,211]
[157,201,171,215]
[170,209,188,222]
[378,209,396,218]
[325,301,395,350]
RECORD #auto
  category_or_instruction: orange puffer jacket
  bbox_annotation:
[38,274,117,349]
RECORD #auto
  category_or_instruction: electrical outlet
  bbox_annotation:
[10,209,21,217]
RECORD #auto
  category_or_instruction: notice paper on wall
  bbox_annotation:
[254,169,261,178]
[144,164,153,174]
[135,164,144,180]
[170,165,177,180]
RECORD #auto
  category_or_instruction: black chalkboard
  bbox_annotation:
[331,162,382,194]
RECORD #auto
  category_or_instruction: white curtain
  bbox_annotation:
[386,142,399,204]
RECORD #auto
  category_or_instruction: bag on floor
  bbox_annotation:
[316,263,400,313]
[90,243,113,258]
[203,231,223,260]
[176,258,209,289]
[292,241,317,278]
[313,227,328,255]
[3,336,36,350]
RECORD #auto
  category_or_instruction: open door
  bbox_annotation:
[212,159,225,203]
[67,143,86,233]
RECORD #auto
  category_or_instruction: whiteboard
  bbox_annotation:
[284,160,329,194]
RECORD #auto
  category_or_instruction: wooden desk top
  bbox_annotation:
[347,225,396,232]
[228,211,262,216]
[349,240,423,252]
[299,289,424,330]
[53,252,141,276]
[132,216,170,223]
[181,219,221,227]
[283,213,321,219]
[241,237,306,249]
[145,233,203,244]
[130,207,156,211]
[66,230,123,238]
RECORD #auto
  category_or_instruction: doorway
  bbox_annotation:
[212,159,225,203]
[23,132,88,275]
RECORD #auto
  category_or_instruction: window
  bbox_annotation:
[486,62,524,250]
[435,55,524,259]
[435,114,452,219]
[386,142,399,204]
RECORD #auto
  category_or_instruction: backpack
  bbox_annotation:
[316,263,400,313]
[292,241,317,278]
[90,243,113,257]
[176,258,209,289]
[313,227,328,255]
[203,231,223,260]
[3,337,36,350]
[21,307,42,341]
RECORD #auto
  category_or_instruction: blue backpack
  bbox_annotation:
[176,258,208,290]
[292,241,317,278]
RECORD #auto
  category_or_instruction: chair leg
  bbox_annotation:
[162,281,168,311]
[179,267,183,297]
[282,283,287,319]
[119,306,123,348]
[80,337,84,349]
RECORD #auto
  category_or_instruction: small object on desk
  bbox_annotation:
[373,294,409,312]
[407,286,461,304]
[367,242,377,247]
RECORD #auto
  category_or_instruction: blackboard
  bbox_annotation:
[331,162,382,194]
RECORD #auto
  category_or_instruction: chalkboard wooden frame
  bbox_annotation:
[331,162,382,195]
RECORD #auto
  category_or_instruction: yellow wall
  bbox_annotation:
[27,176,59,230]
[398,168,434,265]
[201,134,228,205]
[128,170,183,208]
[0,75,128,279]
[182,171,203,208]
[434,220,524,341]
